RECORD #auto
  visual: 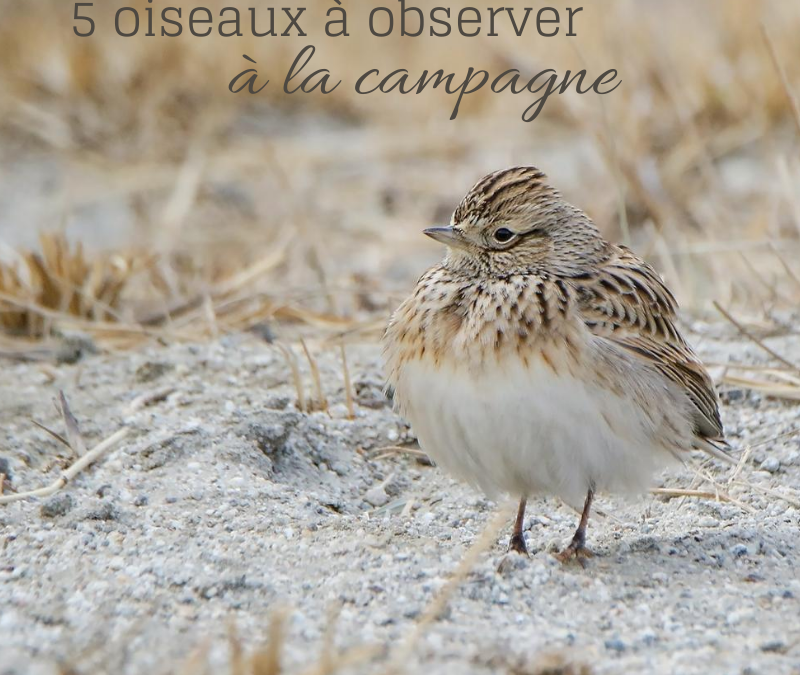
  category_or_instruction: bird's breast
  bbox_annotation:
[383,271,584,379]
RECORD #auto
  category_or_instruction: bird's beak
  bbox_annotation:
[423,226,464,248]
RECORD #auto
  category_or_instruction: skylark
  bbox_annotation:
[383,166,731,561]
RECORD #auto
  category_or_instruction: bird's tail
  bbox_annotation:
[693,436,737,465]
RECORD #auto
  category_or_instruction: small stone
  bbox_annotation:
[720,388,744,403]
[604,638,626,653]
[730,544,748,557]
[263,395,291,411]
[497,554,528,576]
[0,457,11,480]
[631,536,660,553]
[760,457,780,473]
[760,640,785,653]
[364,486,389,508]
[354,380,389,409]
[40,494,75,518]
[86,502,119,521]
[250,323,277,343]
[56,332,98,364]
[374,613,395,626]
[639,630,657,646]
[241,412,299,457]
[135,361,174,383]
[133,495,149,507]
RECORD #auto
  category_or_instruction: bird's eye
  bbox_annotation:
[493,228,515,243]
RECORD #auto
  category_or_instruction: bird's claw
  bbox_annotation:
[555,540,593,567]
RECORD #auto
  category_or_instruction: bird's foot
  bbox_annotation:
[508,532,529,556]
[554,537,593,567]
[497,533,529,573]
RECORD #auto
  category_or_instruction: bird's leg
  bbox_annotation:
[508,497,528,555]
[556,488,595,564]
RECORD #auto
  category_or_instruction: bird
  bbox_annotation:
[382,166,731,561]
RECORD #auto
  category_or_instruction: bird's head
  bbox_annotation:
[425,166,607,277]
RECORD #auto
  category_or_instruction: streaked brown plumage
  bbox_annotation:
[383,166,730,561]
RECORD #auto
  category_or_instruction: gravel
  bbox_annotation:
[39,494,74,519]
[1,326,799,674]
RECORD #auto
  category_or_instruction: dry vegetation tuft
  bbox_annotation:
[0,232,151,336]
[0,231,358,353]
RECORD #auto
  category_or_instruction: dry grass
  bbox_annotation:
[0,232,150,336]
[0,0,797,331]
[0,231,363,353]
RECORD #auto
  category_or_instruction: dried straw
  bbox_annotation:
[0,427,128,505]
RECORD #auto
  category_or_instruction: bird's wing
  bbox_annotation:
[574,245,725,443]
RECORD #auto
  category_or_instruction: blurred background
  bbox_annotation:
[1,0,799,349]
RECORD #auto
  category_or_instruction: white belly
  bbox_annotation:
[395,355,675,507]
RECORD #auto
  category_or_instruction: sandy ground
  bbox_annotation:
[1,322,800,675]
